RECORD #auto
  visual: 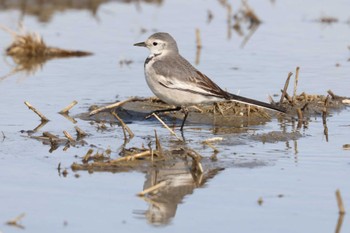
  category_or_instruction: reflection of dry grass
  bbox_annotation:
[318,16,338,24]
[0,0,164,22]
[0,24,92,79]
[1,24,92,57]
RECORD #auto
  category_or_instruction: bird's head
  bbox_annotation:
[134,32,179,55]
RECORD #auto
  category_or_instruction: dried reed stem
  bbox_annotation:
[137,181,167,196]
[89,97,139,116]
[279,72,293,105]
[335,189,346,215]
[82,149,94,163]
[63,130,75,143]
[74,126,87,138]
[292,67,300,103]
[296,108,303,129]
[203,141,219,152]
[59,100,78,114]
[111,111,134,138]
[154,130,163,157]
[151,113,183,142]
[111,150,151,163]
[6,213,26,226]
[24,101,49,122]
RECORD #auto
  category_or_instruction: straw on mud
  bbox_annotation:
[89,97,140,116]
[111,150,151,163]
[214,102,224,115]
[6,213,25,228]
[336,189,346,215]
[280,89,293,104]
[111,111,134,139]
[137,181,167,196]
[151,113,183,142]
[279,72,293,105]
[82,149,94,163]
[327,90,336,99]
[292,67,300,104]
[63,130,75,143]
[24,101,49,122]
[59,100,78,114]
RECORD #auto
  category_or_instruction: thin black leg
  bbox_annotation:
[180,108,189,131]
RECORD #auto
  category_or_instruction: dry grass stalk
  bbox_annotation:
[154,130,163,157]
[111,150,151,163]
[151,113,183,142]
[203,137,223,152]
[279,72,293,105]
[242,0,261,25]
[292,67,300,103]
[74,126,87,138]
[203,137,224,143]
[186,150,204,174]
[111,111,134,139]
[335,189,346,215]
[59,100,78,114]
[42,132,59,139]
[335,212,345,233]
[6,213,25,228]
[1,24,92,58]
[89,97,140,116]
[63,130,75,143]
[137,181,167,196]
[203,141,219,152]
[296,108,303,128]
[83,149,94,163]
[24,101,49,122]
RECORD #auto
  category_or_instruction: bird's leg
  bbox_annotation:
[145,106,182,119]
[180,107,189,132]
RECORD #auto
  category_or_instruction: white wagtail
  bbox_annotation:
[134,32,285,131]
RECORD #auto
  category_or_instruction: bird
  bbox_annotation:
[134,32,285,131]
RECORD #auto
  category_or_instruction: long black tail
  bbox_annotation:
[226,92,286,113]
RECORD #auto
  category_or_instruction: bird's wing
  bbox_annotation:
[153,56,229,99]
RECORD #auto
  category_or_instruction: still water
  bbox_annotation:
[0,0,350,232]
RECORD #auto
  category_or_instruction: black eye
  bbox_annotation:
[153,42,158,46]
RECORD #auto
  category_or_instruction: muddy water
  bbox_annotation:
[1,0,350,232]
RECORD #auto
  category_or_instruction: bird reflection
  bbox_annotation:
[135,158,223,225]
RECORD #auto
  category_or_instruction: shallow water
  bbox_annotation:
[1,0,350,232]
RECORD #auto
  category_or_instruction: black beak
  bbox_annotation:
[133,42,147,47]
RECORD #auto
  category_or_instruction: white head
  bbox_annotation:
[134,32,179,55]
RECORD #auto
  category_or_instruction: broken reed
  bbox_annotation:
[24,101,49,122]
